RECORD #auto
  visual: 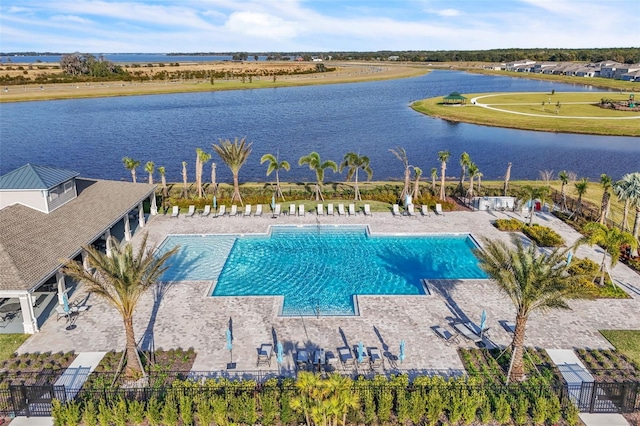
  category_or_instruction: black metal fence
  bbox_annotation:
[564,381,640,413]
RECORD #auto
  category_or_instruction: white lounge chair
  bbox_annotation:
[289,204,296,216]
[364,204,372,216]
[368,347,384,372]
[170,206,179,218]
[432,326,460,346]
[256,343,273,367]
[298,204,305,216]
[229,205,238,217]
[185,205,195,217]
[201,205,211,217]
[348,204,356,216]
[407,204,416,216]
[217,205,226,217]
[392,204,401,216]
[435,203,444,216]
[337,204,346,216]
[421,205,431,216]
[255,205,263,216]
[327,203,334,215]
[244,204,252,216]
[452,322,483,345]
[317,204,324,215]
[273,204,281,216]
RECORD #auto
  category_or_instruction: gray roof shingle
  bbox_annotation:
[0,164,80,190]
[0,178,156,292]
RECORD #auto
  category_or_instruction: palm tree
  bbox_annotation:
[518,185,550,226]
[298,152,338,201]
[210,162,218,196]
[438,150,451,201]
[212,137,252,205]
[122,157,140,183]
[467,162,479,198]
[574,178,589,217]
[430,168,438,195]
[261,153,291,202]
[621,172,640,241]
[389,147,411,203]
[157,166,167,199]
[412,167,422,200]
[457,152,471,195]
[290,372,323,426]
[144,161,155,184]
[195,148,212,198]
[599,174,612,225]
[558,170,569,213]
[340,152,373,201]
[326,373,358,426]
[476,171,484,195]
[62,235,178,378]
[181,161,188,199]
[613,178,631,232]
[474,237,593,382]
[580,223,637,285]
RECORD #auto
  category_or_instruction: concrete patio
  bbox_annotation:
[17,208,640,378]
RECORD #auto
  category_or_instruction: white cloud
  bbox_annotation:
[224,11,299,40]
[437,9,460,17]
[50,15,92,25]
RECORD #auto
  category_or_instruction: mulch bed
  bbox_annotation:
[575,349,640,382]
[0,351,77,386]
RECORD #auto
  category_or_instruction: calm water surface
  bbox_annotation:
[1,71,638,181]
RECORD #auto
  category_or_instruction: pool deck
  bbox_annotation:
[18,209,640,378]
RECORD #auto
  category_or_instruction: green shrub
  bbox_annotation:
[523,224,565,247]
[461,388,482,425]
[51,399,64,426]
[127,399,145,425]
[565,401,580,426]
[513,394,530,425]
[375,386,393,423]
[494,394,512,425]
[195,396,214,426]
[82,400,98,426]
[161,396,179,425]
[145,397,162,426]
[447,387,465,423]
[478,392,493,424]
[408,388,425,424]
[547,395,562,424]
[259,387,279,426]
[361,386,376,425]
[179,394,194,426]
[97,400,112,426]
[531,395,548,425]
[112,398,127,426]
[211,394,228,426]
[494,218,524,231]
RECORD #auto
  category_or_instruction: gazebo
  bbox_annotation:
[442,92,467,105]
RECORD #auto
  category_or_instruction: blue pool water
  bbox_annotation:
[156,226,486,316]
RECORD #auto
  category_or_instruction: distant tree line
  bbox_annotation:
[60,53,126,77]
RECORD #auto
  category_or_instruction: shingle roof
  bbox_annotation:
[0,178,156,292]
[0,164,80,190]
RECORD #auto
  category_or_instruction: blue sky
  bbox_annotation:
[1,0,638,53]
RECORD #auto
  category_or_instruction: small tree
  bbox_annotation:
[430,168,438,194]
[412,167,422,200]
[213,137,253,205]
[558,170,570,212]
[122,157,140,183]
[518,185,550,226]
[599,174,612,224]
[457,152,471,195]
[438,150,451,201]
[195,148,212,198]
[574,178,589,217]
[467,162,479,198]
[389,147,411,202]
[340,152,373,201]
[261,153,291,202]
[298,152,337,201]
[181,161,188,198]
[580,223,637,286]
[503,162,512,196]
[144,161,155,184]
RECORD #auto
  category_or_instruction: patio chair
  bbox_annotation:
[368,347,384,372]
[255,205,263,216]
[501,321,516,334]
[327,203,334,215]
[229,205,238,217]
[257,343,273,367]
[200,205,211,217]
[421,205,431,216]
[364,204,372,216]
[170,206,179,218]
[185,205,196,218]
[289,204,296,216]
[435,203,444,216]
[451,322,484,346]
[337,347,355,369]
[407,204,416,216]
[348,204,356,216]
[432,325,460,346]
[244,204,252,217]
[353,344,370,364]
[317,204,324,215]
[55,305,71,321]
[274,204,281,217]
[296,349,310,371]
[325,350,338,371]
[298,204,305,216]
[217,205,226,217]
[337,204,346,216]
[33,294,48,308]
[392,204,401,216]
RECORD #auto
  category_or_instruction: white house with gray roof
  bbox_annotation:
[0,164,157,334]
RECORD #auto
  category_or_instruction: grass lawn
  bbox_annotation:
[0,334,30,361]
[411,92,640,136]
[600,330,640,365]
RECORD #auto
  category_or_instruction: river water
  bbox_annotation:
[0,70,638,182]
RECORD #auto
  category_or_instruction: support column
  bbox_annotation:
[150,194,158,216]
[104,229,112,257]
[124,215,132,241]
[19,293,38,334]
[81,249,91,272]
[138,202,145,228]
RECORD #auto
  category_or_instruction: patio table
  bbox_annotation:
[0,303,20,314]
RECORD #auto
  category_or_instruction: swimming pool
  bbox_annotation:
[156,225,486,316]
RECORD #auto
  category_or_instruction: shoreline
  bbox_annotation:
[0,62,429,103]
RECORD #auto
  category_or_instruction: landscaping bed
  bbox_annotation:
[0,351,77,386]
[493,218,565,247]
[575,348,640,382]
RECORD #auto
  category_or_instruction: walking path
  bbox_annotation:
[54,352,107,399]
